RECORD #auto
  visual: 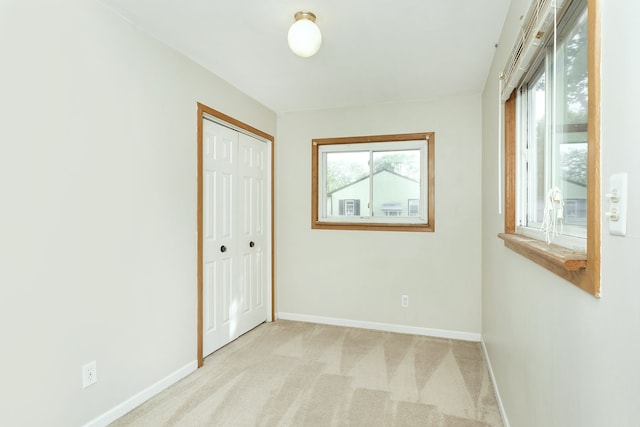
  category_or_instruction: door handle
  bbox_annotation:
[220,245,227,253]
[249,241,255,248]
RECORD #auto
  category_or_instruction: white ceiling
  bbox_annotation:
[100,0,511,113]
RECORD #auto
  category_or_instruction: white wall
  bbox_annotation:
[481,1,640,426]
[0,1,275,425]
[276,96,483,335]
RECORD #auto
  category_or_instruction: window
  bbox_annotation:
[312,133,435,232]
[517,0,588,249]
[408,199,420,217]
[339,199,360,216]
[500,0,600,296]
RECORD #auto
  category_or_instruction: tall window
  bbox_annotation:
[517,0,588,250]
[500,0,600,296]
[311,133,435,232]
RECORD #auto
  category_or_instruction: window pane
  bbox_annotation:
[558,142,587,226]
[326,152,370,218]
[372,150,421,218]
[556,7,588,228]
[519,1,587,242]
[527,71,547,227]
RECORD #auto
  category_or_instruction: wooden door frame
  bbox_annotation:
[197,102,275,368]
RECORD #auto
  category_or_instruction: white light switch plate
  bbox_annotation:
[607,173,627,236]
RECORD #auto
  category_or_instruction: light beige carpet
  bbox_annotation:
[111,320,503,426]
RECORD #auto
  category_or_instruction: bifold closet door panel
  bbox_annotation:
[202,119,267,357]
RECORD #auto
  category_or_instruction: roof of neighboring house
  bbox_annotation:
[564,177,587,188]
[328,168,419,195]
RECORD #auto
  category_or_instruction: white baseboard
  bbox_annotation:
[82,360,198,427]
[481,339,510,427]
[276,312,482,342]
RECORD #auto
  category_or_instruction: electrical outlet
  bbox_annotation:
[401,294,409,308]
[82,361,97,388]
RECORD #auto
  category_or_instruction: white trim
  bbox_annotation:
[266,137,274,324]
[318,139,428,224]
[481,339,511,427]
[276,312,482,342]
[498,74,504,215]
[82,360,198,427]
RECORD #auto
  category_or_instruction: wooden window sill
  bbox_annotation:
[498,233,586,270]
[498,233,595,293]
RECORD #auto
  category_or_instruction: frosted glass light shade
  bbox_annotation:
[288,12,322,58]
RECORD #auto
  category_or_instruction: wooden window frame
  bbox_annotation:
[499,0,600,297]
[312,132,435,232]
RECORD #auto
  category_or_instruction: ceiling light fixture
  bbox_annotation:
[287,11,322,58]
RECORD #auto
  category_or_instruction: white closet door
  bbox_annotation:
[237,133,267,333]
[202,119,267,357]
